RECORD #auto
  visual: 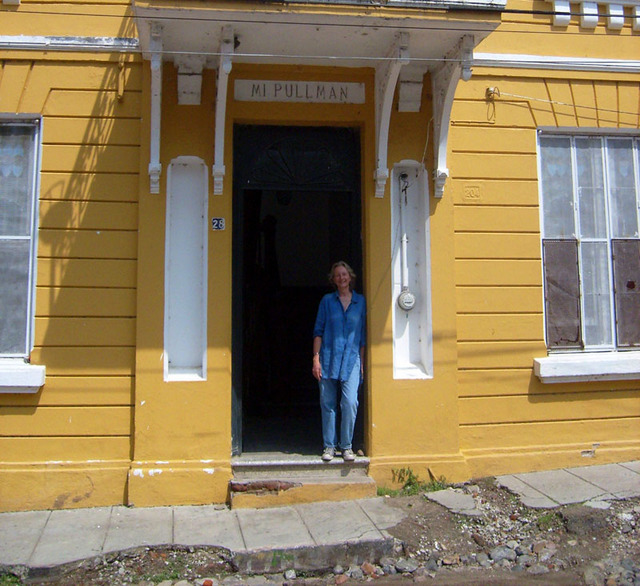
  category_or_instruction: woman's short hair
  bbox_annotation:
[328,261,357,290]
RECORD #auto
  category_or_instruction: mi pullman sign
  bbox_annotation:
[235,80,365,104]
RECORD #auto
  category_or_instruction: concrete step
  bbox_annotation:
[230,453,377,509]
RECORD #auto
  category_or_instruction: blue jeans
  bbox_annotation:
[319,357,360,450]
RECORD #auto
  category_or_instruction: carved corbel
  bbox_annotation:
[374,32,410,198]
[431,34,474,199]
[212,26,234,195]
[148,22,163,194]
[175,55,207,105]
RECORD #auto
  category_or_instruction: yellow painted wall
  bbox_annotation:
[0,1,140,512]
[449,0,640,476]
[2,0,639,512]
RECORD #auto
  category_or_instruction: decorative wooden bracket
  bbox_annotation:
[148,22,163,194]
[212,26,234,195]
[374,32,410,198]
[431,34,474,199]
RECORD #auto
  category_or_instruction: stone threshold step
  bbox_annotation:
[232,454,370,480]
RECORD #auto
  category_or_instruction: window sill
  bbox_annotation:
[534,352,640,384]
[0,360,46,393]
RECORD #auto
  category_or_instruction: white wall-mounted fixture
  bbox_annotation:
[391,160,433,379]
[164,157,208,381]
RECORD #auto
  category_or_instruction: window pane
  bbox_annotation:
[607,139,638,238]
[612,239,640,347]
[0,240,30,355]
[542,239,582,348]
[575,137,606,239]
[581,241,613,347]
[540,136,575,238]
[0,126,36,237]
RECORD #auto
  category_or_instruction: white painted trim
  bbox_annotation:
[391,161,433,380]
[0,35,139,52]
[164,156,209,382]
[534,352,640,383]
[0,360,45,393]
[474,52,640,74]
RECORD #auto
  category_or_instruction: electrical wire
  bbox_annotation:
[495,90,640,117]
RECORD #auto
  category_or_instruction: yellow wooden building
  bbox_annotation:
[0,0,638,512]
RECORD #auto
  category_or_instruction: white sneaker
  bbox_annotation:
[342,448,355,462]
[322,447,335,462]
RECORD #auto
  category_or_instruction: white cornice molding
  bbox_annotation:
[545,0,640,30]
[0,35,139,52]
[474,52,640,73]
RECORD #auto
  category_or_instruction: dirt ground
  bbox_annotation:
[4,477,639,585]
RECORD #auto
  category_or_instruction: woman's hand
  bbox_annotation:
[312,355,322,381]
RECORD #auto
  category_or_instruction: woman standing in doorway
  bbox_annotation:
[312,261,366,462]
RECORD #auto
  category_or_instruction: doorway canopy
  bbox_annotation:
[132,0,506,198]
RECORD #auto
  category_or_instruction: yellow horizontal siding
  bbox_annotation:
[0,437,131,463]
[43,89,141,118]
[38,229,137,259]
[458,369,536,397]
[34,318,135,347]
[455,233,541,259]
[36,287,136,317]
[0,406,131,437]
[451,152,538,180]
[461,417,640,450]
[40,173,139,203]
[454,206,540,233]
[458,341,546,369]
[42,144,140,174]
[449,179,540,206]
[44,117,141,146]
[31,347,135,376]
[457,314,544,342]
[0,376,133,407]
[456,260,542,287]
[459,369,640,398]
[37,259,136,288]
[39,201,138,231]
[456,286,543,313]
[460,392,640,425]
[450,126,536,154]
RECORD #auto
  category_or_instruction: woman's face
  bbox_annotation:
[332,265,351,290]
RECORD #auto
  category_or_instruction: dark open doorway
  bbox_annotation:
[232,125,363,456]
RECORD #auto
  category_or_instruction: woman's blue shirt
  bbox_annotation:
[313,290,366,382]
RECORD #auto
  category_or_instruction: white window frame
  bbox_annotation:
[0,115,45,393]
[535,128,640,383]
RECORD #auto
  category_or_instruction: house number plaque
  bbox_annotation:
[211,218,225,231]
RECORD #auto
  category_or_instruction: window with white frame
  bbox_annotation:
[0,119,41,358]
[539,132,640,352]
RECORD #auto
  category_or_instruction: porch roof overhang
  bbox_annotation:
[132,1,505,197]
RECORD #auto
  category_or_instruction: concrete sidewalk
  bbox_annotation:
[1,461,638,577]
